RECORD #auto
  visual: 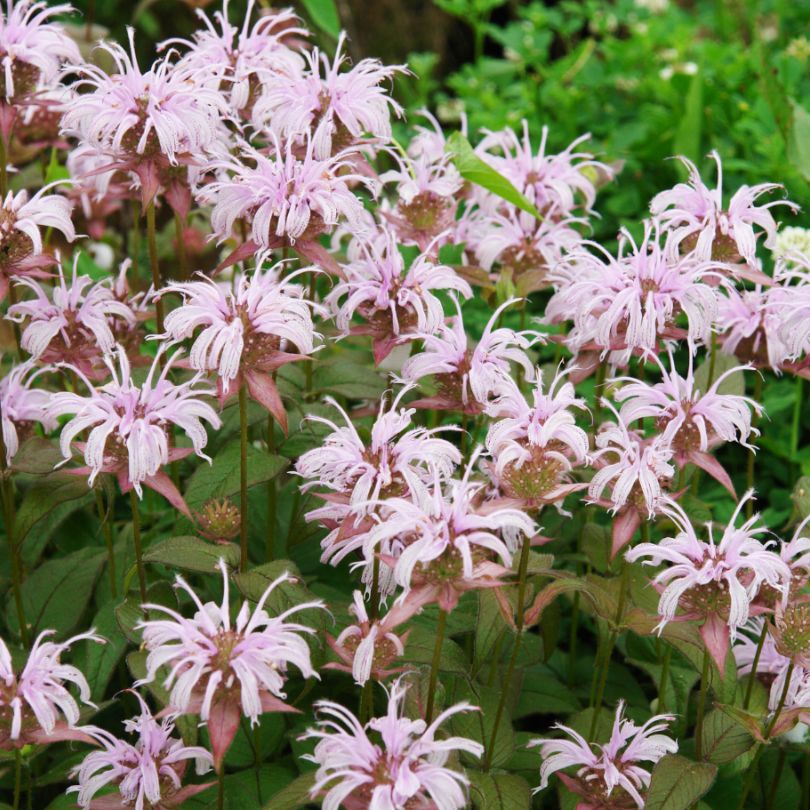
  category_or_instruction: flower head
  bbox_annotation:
[651,151,797,263]
[8,256,137,375]
[137,559,324,767]
[252,31,404,157]
[0,629,101,749]
[530,701,677,808]
[0,358,55,464]
[69,692,213,810]
[626,493,792,668]
[301,677,483,810]
[47,346,221,512]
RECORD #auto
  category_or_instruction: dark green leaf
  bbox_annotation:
[14,473,93,547]
[144,535,240,574]
[76,601,129,701]
[300,0,340,39]
[468,771,533,810]
[701,710,755,764]
[646,754,717,810]
[260,771,317,810]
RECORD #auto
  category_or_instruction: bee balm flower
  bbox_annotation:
[137,559,324,768]
[301,677,483,810]
[0,358,55,465]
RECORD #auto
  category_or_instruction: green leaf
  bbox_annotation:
[184,442,287,514]
[793,476,810,518]
[674,70,703,163]
[235,561,324,626]
[400,625,468,673]
[10,437,63,474]
[7,548,105,638]
[261,771,317,810]
[311,359,387,400]
[694,352,745,397]
[189,765,295,809]
[514,666,580,716]
[14,473,93,548]
[300,0,340,39]
[645,754,717,810]
[475,589,513,665]
[788,99,810,182]
[144,535,240,574]
[446,131,540,218]
[76,601,129,701]
[450,681,515,768]
[468,771,533,810]
[700,710,755,764]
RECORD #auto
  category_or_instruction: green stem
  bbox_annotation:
[694,649,710,760]
[217,767,225,810]
[593,360,607,434]
[174,211,188,280]
[707,331,718,387]
[359,679,373,723]
[12,749,21,810]
[0,430,27,645]
[95,487,117,597]
[265,414,276,563]
[0,131,8,197]
[484,535,532,770]
[424,608,447,723]
[743,621,769,709]
[802,752,810,810]
[736,662,796,810]
[658,645,672,713]
[369,556,381,621]
[145,201,164,334]
[567,591,580,687]
[792,376,803,477]
[129,490,147,605]
[765,748,786,810]
[746,374,763,519]
[239,384,249,571]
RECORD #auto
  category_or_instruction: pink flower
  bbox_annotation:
[325,590,411,685]
[0,184,75,300]
[611,349,761,495]
[626,493,792,669]
[163,1,307,117]
[0,358,55,465]
[47,346,221,515]
[781,515,810,586]
[0,629,101,749]
[0,1,80,103]
[776,260,810,364]
[137,559,324,768]
[485,368,590,507]
[733,618,788,678]
[252,31,404,157]
[8,257,136,374]
[363,462,537,612]
[301,677,483,810]
[400,298,538,413]
[207,136,373,256]
[547,222,725,363]
[530,701,677,808]
[327,226,471,363]
[651,151,797,264]
[69,692,214,810]
[477,121,611,216]
[160,261,322,429]
[61,27,229,207]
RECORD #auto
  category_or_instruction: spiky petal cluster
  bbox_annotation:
[8,258,137,374]
[160,261,321,428]
[252,32,404,158]
[0,630,101,749]
[651,151,797,263]
[626,493,792,668]
[137,560,324,767]
[0,358,54,464]
[69,693,213,810]
[530,701,677,808]
[301,677,483,810]
[328,226,471,362]
[47,347,221,512]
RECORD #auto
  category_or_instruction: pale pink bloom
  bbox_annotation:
[47,346,221,512]
[776,260,810,363]
[0,358,55,464]
[0,184,75,299]
[716,284,793,371]
[733,618,788,678]
[252,32,404,157]
[781,515,810,583]
[327,226,471,362]
[69,693,213,810]
[296,386,460,510]
[326,591,410,686]
[160,260,321,427]
[547,223,724,362]
[486,368,590,476]
[301,677,483,810]
[530,701,677,808]
[0,1,80,102]
[8,257,136,366]
[400,298,538,412]
[477,121,611,215]
[163,1,306,116]
[208,136,373,251]
[651,151,797,263]
[626,493,792,668]
[137,559,323,766]
[363,462,537,611]
[0,629,101,749]
[589,403,675,517]
[61,28,229,205]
